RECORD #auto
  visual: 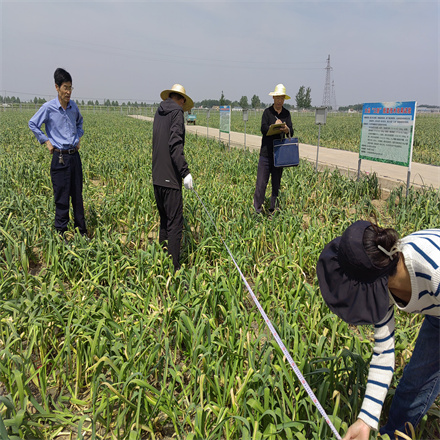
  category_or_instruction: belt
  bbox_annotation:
[54,147,78,155]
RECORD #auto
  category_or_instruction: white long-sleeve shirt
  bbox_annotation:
[359,229,440,429]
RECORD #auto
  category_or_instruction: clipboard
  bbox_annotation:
[266,123,286,136]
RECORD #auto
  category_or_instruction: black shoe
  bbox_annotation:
[269,207,281,214]
[56,230,69,245]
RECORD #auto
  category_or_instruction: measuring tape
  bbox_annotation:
[192,189,342,440]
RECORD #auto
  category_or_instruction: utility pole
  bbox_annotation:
[331,80,338,111]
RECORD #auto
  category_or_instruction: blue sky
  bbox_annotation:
[1,0,438,106]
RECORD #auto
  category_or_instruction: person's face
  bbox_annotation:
[177,96,186,109]
[273,95,285,110]
[56,82,73,106]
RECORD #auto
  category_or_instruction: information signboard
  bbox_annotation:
[220,105,231,133]
[360,101,417,166]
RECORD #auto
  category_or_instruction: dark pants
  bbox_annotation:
[50,151,87,235]
[154,185,183,271]
[253,155,283,213]
[380,315,440,436]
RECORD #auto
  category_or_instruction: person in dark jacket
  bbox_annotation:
[253,84,293,214]
[152,84,194,271]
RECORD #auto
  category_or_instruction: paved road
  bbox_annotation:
[131,115,439,191]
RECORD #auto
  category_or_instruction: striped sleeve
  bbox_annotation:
[359,306,395,430]
[404,231,440,314]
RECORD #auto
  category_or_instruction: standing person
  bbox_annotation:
[152,84,194,272]
[253,83,293,214]
[29,68,87,238]
[316,221,440,439]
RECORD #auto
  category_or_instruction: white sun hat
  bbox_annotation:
[268,83,291,100]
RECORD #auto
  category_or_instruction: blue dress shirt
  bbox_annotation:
[29,97,84,149]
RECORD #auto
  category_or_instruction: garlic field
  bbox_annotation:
[0,111,439,439]
[191,110,440,166]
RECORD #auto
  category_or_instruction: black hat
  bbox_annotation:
[316,220,399,325]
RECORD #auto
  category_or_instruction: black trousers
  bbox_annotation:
[253,155,283,213]
[50,151,87,234]
[154,185,183,271]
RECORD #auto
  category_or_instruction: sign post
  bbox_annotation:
[243,109,248,150]
[219,105,231,150]
[359,101,417,194]
[206,108,211,145]
[315,107,327,172]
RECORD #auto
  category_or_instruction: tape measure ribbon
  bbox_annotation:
[193,189,341,440]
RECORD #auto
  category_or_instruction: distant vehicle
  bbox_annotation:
[186,112,196,125]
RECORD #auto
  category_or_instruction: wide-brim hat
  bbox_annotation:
[160,84,194,112]
[268,83,291,100]
[316,220,399,325]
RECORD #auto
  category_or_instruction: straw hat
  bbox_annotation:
[160,84,194,112]
[268,83,291,100]
[316,221,399,325]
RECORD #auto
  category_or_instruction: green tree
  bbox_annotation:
[251,94,261,109]
[295,86,312,109]
[239,95,249,109]
[219,91,226,106]
[196,99,219,108]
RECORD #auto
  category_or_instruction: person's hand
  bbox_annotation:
[342,419,371,440]
[280,124,289,134]
[183,173,193,190]
[45,140,55,154]
[275,119,289,134]
[76,139,81,151]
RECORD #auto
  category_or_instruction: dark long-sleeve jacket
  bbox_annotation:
[152,98,190,189]
[260,105,293,159]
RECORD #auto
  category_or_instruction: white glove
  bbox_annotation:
[183,173,193,190]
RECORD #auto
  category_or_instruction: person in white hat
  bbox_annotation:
[152,84,194,271]
[253,84,293,214]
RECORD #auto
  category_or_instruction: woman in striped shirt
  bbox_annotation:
[317,221,440,439]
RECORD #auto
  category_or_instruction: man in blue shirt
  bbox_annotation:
[29,68,87,238]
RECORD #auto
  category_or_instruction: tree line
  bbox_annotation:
[4,85,367,110]
[195,86,313,110]
[0,95,152,108]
